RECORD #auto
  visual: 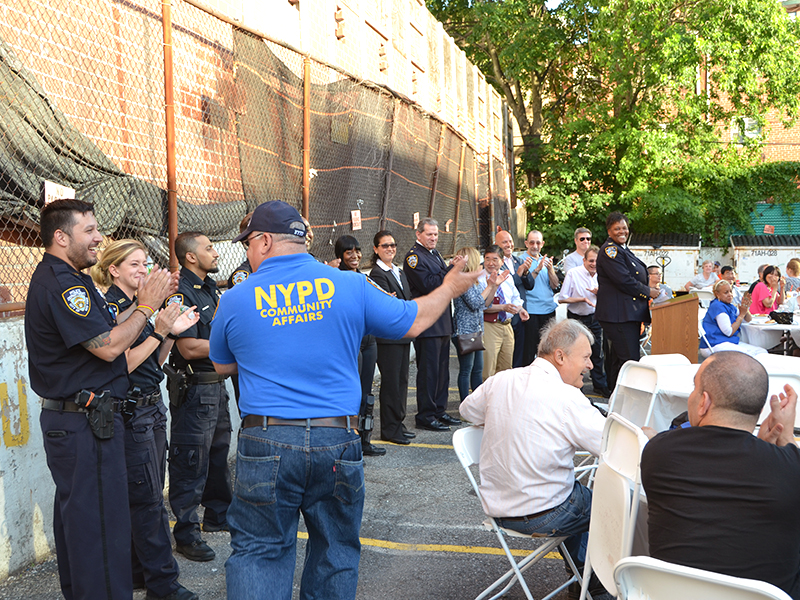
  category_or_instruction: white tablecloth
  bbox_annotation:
[740,321,800,350]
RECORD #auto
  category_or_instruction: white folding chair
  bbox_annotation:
[614,556,793,600]
[452,426,581,600]
[639,354,690,367]
[607,362,659,428]
[754,354,800,429]
[579,414,649,600]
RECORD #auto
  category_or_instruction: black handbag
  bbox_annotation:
[455,332,485,355]
[769,311,793,325]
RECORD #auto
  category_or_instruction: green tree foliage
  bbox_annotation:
[428,0,800,253]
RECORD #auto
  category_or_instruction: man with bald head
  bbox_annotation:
[642,351,800,598]
[495,230,533,367]
[519,230,559,365]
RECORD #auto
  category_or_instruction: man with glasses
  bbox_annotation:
[563,227,592,274]
[519,230,559,366]
[165,232,231,562]
[209,201,481,600]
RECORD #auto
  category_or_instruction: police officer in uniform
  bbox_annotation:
[166,232,232,562]
[92,239,199,600]
[25,199,175,600]
[595,211,659,390]
[403,217,466,431]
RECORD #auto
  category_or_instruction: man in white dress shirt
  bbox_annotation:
[495,230,533,367]
[460,318,606,588]
[559,246,609,397]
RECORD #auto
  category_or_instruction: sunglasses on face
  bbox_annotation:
[379,243,397,249]
[242,232,264,249]
[579,236,591,242]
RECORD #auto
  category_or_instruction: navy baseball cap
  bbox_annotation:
[233,201,306,242]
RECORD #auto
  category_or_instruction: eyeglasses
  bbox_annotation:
[378,243,397,249]
[578,236,591,242]
[242,232,264,249]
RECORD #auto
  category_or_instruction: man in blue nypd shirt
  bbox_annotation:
[209,201,480,600]
[25,198,175,600]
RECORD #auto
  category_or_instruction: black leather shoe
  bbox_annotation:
[402,430,416,439]
[175,540,215,562]
[416,419,450,431]
[381,436,411,445]
[438,413,462,426]
[202,521,229,533]
[362,443,387,456]
[146,584,199,600]
[592,386,612,398]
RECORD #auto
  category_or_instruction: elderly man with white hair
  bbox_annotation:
[460,318,607,598]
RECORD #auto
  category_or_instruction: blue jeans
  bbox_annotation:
[495,482,592,568]
[455,344,484,401]
[226,424,364,600]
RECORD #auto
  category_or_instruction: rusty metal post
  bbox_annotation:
[428,123,447,218]
[380,99,399,230]
[487,152,495,237]
[452,141,466,254]
[162,0,178,271]
[302,56,311,219]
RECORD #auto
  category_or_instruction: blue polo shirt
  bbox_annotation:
[522,255,558,315]
[210,253,417,418]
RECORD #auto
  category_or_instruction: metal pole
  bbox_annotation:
[302,56,311,219]
[162,0,178,271]
[452,141,466,254]
[380,99,399,230]
[428,123,447,217]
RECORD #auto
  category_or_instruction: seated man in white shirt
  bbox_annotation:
[720,265,743,306]
[460,319,606,597]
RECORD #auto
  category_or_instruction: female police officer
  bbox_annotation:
[92,239,199,600]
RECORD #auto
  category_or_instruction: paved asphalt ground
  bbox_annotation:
[0,349,605,600]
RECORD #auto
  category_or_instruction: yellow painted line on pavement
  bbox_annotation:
[172,523,559,559]
[408,387,460,392]
[296,531,561,559]
[372,440,453,449]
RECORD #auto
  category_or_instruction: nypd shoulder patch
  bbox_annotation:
[231,270,249,286]
[166,294,184,307]
[62,286,91,317]
[605,246,618,259]
[366,276,393,296]
[406,255,418,269]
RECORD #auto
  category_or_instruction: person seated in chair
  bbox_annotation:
[641,351,800,599]
[459,318,607,599]
[700,280,765,357]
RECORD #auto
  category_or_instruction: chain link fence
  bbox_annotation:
[0,0,511,313]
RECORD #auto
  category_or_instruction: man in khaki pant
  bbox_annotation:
[479,245,529,380]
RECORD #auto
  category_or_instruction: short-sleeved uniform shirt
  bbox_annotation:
[210,253,417,419]
[105,284,163,393]
[165,268,221,373]
[227,259,252,289]
[25,253,129,400]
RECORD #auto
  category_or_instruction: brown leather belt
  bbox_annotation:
[498,506,557,522]
[241,415,359,429]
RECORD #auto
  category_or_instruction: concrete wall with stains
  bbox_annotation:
[0,317,54,580]
[0,316,241,580]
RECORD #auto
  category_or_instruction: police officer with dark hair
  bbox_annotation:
[25,198,176,600]
[165,231,232,562]
[595,211,659,390]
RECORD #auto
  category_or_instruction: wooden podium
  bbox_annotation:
[650,294,699,362]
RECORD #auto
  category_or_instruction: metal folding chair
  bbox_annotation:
[452,426,583,600]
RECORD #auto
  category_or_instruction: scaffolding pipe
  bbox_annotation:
[162,0,178,271]
[452,141,466,254]
[303,57,311,218]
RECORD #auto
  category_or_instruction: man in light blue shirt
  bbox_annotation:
[519,230,559,365]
